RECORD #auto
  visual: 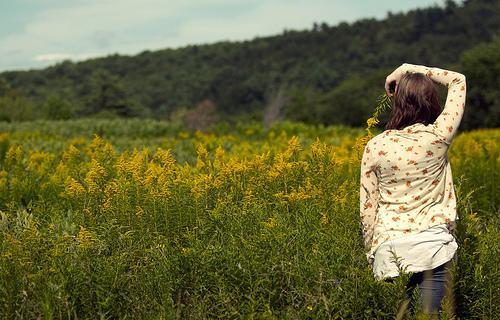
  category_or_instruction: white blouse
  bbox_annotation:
[372,224,457,280]
[359,64,466,264]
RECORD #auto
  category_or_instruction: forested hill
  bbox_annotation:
[1,0,499,129]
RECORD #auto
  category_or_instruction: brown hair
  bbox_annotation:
[385,72,441,130]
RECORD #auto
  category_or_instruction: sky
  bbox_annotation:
[0,0,443,72]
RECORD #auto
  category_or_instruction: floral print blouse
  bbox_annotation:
[359,63,466,263]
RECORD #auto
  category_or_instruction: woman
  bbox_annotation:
[359,63,466,315]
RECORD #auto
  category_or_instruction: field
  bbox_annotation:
[0,118,498,319]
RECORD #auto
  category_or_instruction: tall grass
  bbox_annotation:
[0,119,498,319]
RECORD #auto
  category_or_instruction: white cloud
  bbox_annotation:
[33,52,100,62]
[33,53,74,62]
[0,0,196,70]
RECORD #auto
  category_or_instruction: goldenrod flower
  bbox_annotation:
[0,170,8,190]
[0,132,9,143]
[135,206,145,217]
[84,159,107,194]
[311,137,326,158]
[62,144,81,162]
[352,92,391,160]
[77,226,95,249]
[320,212,329,225]
[214,145,225,168]
[27,150,54,174]
[366,117,379,128]
[61,177,86,198]
[5,145,24,166]
[285,135,302,157]
[178,131,189,139]
[153,148,176,168]
[263,217,278,229]
[195,143,209,170]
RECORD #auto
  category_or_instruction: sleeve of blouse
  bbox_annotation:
[401,63,467,145]
[359,140,380,256]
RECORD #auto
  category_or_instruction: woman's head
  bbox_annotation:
[385,72,441,130]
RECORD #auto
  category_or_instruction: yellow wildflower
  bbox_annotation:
[84,159,107,194]
[195,143,209,170]
[62,144,81,162]
[311,137,326,158]
[0,132,9,143]
[61,177,86,198]
[136,206,145,217]
[114,152,129,174]
[0,170,8,190]
[352,92,391,160]
[190,173,212,199]
[5,145,24,166]
[243,189,255,202]
[263,217,278,229]
[286,189,312,202]
[320,212,329,225]
[0,132,9,163]
[153,148,176,168]
[285,135,302,157]
[88,135,116,162]
[244,128,254,136]
[468,212,479,222]
[214,145,225,168]
[77,226,96,249]
[102,180,120,212]
[366,116,379,128]
[143,162,162,186]
[312,243,319,255]
[27,150,54,174]
[178,131,190,139]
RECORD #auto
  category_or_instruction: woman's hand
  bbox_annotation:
[446,220,457,237]
[384,63,409,96]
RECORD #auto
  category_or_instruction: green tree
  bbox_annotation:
[42,94,74,120]
[1,0,499,127]
[316,69,391,126]
[0,78,11,96]
[284,86,322,123]
[0,95,38,122]
[86,69,140,117]
[0,82,39,122]
[459,37,500,129]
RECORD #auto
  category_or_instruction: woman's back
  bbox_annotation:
[360,63,466,315]
[366,124,456,246]
[360,63,466,261]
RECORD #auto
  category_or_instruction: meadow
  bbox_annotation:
[0,118,498,319]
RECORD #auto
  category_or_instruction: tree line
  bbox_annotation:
[0,0,499,130]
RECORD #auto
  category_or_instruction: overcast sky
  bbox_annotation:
[0,0,443,72]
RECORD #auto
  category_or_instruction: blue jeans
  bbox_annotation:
[405,259,453,315]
